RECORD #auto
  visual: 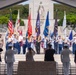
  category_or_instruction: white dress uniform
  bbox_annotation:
[18,35,23,43]
[12,37,18,44]
[4,44,17,75]
[18,35,23,54]
[64,37,70,47]
[31,37,35,50]
[58,37,63,54]
[49,37,54,49]
[43,38,47,49]
[61,45,72,75]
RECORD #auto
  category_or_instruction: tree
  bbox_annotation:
[20,6,29,19]
[12,14,17,24]
[67,13,76,24]
[58,13,76,26]
[12,10,18,15]
[0,16,8,24]
[20,19,25,26]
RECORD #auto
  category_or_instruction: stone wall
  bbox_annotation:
[29,0,54,35]
[17,61,57,75]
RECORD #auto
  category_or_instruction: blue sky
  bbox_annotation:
[20,1,29,5]
[20,0,58,5]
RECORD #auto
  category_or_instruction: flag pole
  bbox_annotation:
[54,9,58,38]
[15,9,20,36]
[43,11,50,37]
[8,8,14,37]
[63,11,66,38]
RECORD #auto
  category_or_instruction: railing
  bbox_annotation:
[0,63,76,75]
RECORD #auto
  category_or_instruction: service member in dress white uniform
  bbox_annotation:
[4,44,17,75]
[72,35,76,54]
[58,36,63,54]
[61,44,72,75]
[18,35,23,54]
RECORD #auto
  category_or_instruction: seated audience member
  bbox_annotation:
[74,50,76,63]
[44,44,55,61]
[26,48,35,61]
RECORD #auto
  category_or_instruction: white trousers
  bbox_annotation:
[7,62,13,75]
[63,62,70,75]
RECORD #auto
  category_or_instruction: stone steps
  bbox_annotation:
[0,54,76,75]
[1,54,75,64]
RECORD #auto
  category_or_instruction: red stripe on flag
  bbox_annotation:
[8,20,14,36]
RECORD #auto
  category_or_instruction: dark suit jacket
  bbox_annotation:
[0,48,3,52]
[44,48,55,61]
[74,50,76,63]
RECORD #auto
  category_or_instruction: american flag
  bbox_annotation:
[8,9,14,37]
[8,20,14,37]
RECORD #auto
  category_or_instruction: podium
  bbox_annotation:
[17,61,57,75]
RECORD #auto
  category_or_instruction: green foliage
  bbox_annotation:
[12,14,17,24]
[58,13,76,26]
[0,16,8,24]
[54,4,76,19]
[12,10,18,15]
[0,4,29,19]
[58,18,63,26]
[0,4,76,26]
[67,13,76,24]
[54,4,76,26]
[20,19,24,26]
[0,14,17,25]
[0,4,29,25]
[20,6,29,19]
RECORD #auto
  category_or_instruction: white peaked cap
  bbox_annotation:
[64,44,68,47]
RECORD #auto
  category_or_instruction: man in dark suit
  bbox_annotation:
[74,50,76,63]
[0,48,3,62]
[44,44,55,61]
